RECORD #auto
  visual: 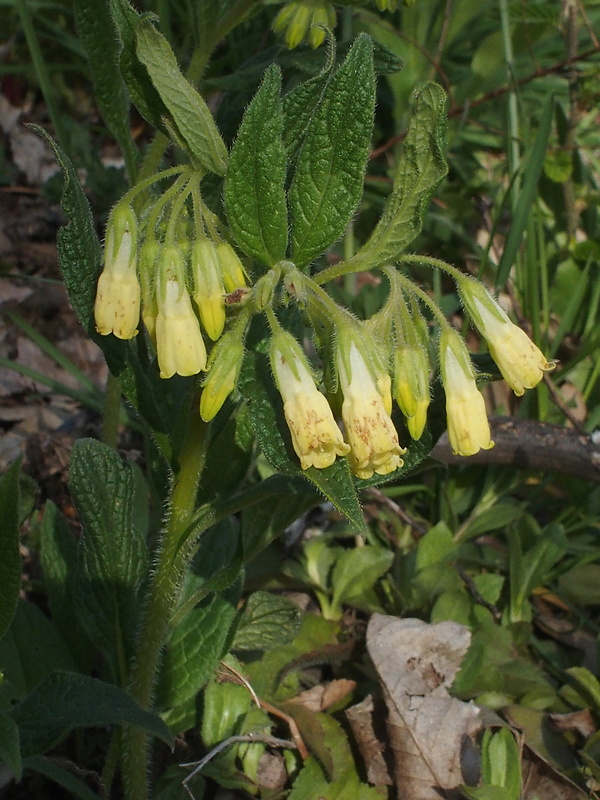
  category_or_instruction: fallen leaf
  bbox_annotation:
[346,694,393,786]
[367,614,481,800]
[548,709,596,739]
[522,751,588,800]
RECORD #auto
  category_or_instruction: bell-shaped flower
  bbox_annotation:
[458,276,554,396]
[192,238,226,341]
[270,330,350,470]
[155,247,206,379]
[94,205,140,339]
[216,241,248,294]
[336,339,405,480]
[439,328,494,457]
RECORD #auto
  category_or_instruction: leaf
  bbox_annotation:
[136,20,227,175]
[224,64,288,266]
[108,0,167,131]
[232,592,301,653]
[0,459,21,640]
[73,0,137,174]
[558,563,600,606]
[345,696,392,787]
[367,614,481,799]
[201,680,253,747]
[157,583,240,709]
[344,82,447,270]
[331,547,394,612]
[9,671,172,758]
[69,439,148,672]
[25,756,103,800]
[289,34,376,267]
[0,713,21,780]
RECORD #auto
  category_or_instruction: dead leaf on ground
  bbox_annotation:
[522,750,589,800]
[286,679,356,713]
[367,614,481,800]
[346,694,393,786]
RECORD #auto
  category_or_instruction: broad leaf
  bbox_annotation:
[331,547,394,612]
[73,0,137,174]
[10,671,172,758]
[69,439,148,673]
[0,713,21,780]
[25,756,104,800]
[232,592,301,653]
[289,34,376,267]
[0,459,21,640]
[343,81,447,270]
[224,64,288,266]
[136,20,227,175]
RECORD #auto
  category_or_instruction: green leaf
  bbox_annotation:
[415,521,455,570]
[108,0,168,131]
[331,547,394,612]
[344,81,447,270]
[232,592,301,653]
[0,459,21,640]
[0,600,76,709]
[565,667,600,712]
[73,0,137,175]
[480,728,521,800]
[289,34,376,267]
[69,439,148,672]
[25,756,103,800]
[136,20,227,175]
[9,671,172,758]
[157,583,240,709]
[558,563,600,606]
[0,713,21,780]
[224,64,288,266]
[201,680,252,747]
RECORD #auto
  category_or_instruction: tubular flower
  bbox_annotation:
[337,342,405,480]
[394,345,430,440]
[270,331,350,470]
[192,238,226,341]
[458,278,554,396]
[439,328,494,457]
[216,241,248,294]
[273,0,335,49]
[94,205,140,339]
[200,331,245,422]
[155,248,206,379]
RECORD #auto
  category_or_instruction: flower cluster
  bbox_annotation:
[272,0,336,49]
[94,173,553,479]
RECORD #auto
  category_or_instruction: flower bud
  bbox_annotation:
[191,238,226,341]
[200,332,245,422]
[439,327,494,457]
[457,276,554,396]
[216,241,248,294]
[393,295,431,440]
[273,1,311,49]
[94,204,140,339]
[139,239,160,342]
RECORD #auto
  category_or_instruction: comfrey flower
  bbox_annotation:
[270,330,350,470]
[191,238,226,341]
[94,205,140,339]
[458,277,554,396]
[273,0,335,49]
[439,327,494,457]
[216,241,248,294]
[336,338,405,480]
[200,331,245,422]
[155,247,206,379]
[392,294,431,441]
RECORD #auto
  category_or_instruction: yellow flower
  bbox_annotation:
[458,277,554,396]
[155,268,206,379]
[216,241,248,294]
[440,329,494,457]
[94,206,140,339]
[191,238,226,341]
[270,332,350,470]
[200,332,245,422]
[393,345,430,441]
[338,343,405,480]
[273,0,335,49]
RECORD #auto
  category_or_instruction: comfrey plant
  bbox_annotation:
[12,6,554,800]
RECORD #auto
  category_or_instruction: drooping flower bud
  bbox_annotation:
[200,331,246,422]
[393,294,431,440]
[191,238,226,341]
[216,241,248,294]
[94,204,140,339]
[138,239,160,342]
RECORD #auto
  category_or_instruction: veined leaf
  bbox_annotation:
[289,34,376,268]
[0,459,21,640]
[232,592,301,653]
[136,20,227,175]
[224,64,288,266]
[10,671,172,758]
[69,439,148,675]
[343,82,447,270]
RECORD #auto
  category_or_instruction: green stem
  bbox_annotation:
[17,0,69,152]
[122,407,210,800]
[101,372,122,449]
[499,0,520,202]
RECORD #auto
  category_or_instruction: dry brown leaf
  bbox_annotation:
[522,752,589,800]
[367,614,481,800]
[548,709,596,740]
[346,694,393,786]
[286,679,356,713]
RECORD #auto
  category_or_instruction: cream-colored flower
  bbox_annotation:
[393,345,430,441]
[191,238,226,341]
[440,329,494,457]
[271,332,349,470]
[94,207,140,339]
[155,276,206,379]
[338,343,405,480]
[458,277,554,396]
[216,241,248,294]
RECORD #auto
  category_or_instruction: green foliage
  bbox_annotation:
[0,459,22,640]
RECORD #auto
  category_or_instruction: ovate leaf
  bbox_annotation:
[345,82,447,270]
[224,65,288,266]
[232,591,301,653]
[136,20,227,175]
[0,713,21,780]
[10,671,172,758]
[0,459,21,640]
[69,439,148,673]
[289,34,376,267]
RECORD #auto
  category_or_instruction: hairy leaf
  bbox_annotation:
[224,64,288,266]
[232,592,301,653]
